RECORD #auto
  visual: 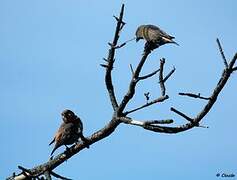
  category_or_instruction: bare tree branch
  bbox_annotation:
[170,107,194,123]
[117,46,152,115]
[179,92,210,100]
[144,92,150,102]
[232,66,237,71]
[124,95,169,115]
[145,51,237,134]
[138,68,160,81]
[159,58,166,96]
[104,4,125,111]
[17,166,32,179]
[229,53,237,69]
[163,66,176,83]
[51,171,72,180]
[129,50,237,134]
[216,38,228,67]
[129,64,134,75]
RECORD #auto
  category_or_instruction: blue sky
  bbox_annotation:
[1,0,237,179]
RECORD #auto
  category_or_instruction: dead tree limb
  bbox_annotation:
[216,38,228,67]
[141,49,237,133]
[124,95,169,115]
[178,92,210,100]
[159,58,166,96]
[163,66,176,83]
[103,4,126,111]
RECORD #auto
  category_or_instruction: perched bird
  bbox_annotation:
[49,109,89,155]
[135,24,179,48]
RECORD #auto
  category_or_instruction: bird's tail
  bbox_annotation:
[80,134,90,149]
[162,36,179,46]
[49,138,55,146]
[170,40,179,46]
[50,147,57,156]
[50,144,59,156]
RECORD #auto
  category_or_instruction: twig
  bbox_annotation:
[216,38,228,67]
[232,66,237,71]
[100,64,109,68]
[104,4,125,111]
[144,92,150,102]
[18,166,32,178]
[18,166,31,174]
[138,69,160,81]
[170,107,193,123]
[129,64,134,75]
[163,66,176,83]
[51,171,72,180]
[117,47,152,115]
[114,42,126,49]
[113,15,125,25]
[196,125,209,128]
[113,15,126,32]
[17,166,36,179]
[159,58,166,96]
[124,95,169,115]
[103,58,108,62]
[179,92,210,100]
[228,53,237,69]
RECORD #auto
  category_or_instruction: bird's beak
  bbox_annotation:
[136,38,140,42]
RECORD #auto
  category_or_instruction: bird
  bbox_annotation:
[135,24,179,48]
[49,109,89,156]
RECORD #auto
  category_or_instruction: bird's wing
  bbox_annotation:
[60,123,74,140]
[147,25,174,39]
[75,117,83,134]
[59,123,79,145]
[49,123,65,146]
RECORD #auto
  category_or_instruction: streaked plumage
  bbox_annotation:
[135,24,179,47]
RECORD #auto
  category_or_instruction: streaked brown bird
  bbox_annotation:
[49,109,89,155]
[135,24,179,48]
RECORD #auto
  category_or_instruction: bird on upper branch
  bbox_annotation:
[135,24,179,49]
[49,109,89,156]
